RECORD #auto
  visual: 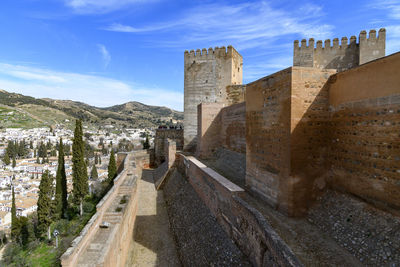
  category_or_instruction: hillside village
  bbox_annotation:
[0,125,154,231]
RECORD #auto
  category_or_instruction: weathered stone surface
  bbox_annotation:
[184,46,243,151]
[294,29,386,71]
[154,128,183,166]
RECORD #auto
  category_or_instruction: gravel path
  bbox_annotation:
[163,169,251,267]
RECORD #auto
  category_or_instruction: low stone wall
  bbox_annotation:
[177,153,302,267]
[61,153,139,267]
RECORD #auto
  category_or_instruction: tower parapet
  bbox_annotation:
[293,29,386,71]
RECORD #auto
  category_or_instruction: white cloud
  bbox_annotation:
[64,0,156,14]
[104,2,333,50]
[244,56,292,81]
[97,44,111,68]
[368,0,400,19]
[103,23,174,33]
[368,0,400,55]
[0,63,183,110]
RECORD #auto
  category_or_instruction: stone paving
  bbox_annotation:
[125,168,180,267]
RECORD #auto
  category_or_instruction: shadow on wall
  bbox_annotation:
[289,77,333,214]
[127,167,181,266]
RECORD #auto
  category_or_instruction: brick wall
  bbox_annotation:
[327,52,400,209]
[246,68,292,210]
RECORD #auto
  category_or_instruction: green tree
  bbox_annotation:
[18,216,30,247]
[143,135,150,149]
[90,165,98,180]
[94,154,98,165]
[54,138,68,219]
[33,149,36,158]
[72,120,88,216]
[3,153,10,165]
[11,186,18,240]
[29,140,33,149]
[12,156,16,168]
[107,149,117,184]
[99,156,102,165]
[37,170,53,240]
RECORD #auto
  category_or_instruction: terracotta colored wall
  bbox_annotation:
[196,102,224,158]
[154,128,183,166]
[245,67,335,216]
[327,52,400,209]
[196,101,246,158]
[245,68,292,210]
[220,102,246,154]
[289,67,336,215]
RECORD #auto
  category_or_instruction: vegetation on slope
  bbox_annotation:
[0,89,183,128]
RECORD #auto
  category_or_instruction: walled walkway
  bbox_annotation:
[125,168,180,267]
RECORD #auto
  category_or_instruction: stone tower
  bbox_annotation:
[293,28,385,71]
[183,46,243,151]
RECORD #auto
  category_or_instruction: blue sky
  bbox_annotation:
[0,0,399,111]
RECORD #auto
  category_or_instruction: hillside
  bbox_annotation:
[0,89,183,129]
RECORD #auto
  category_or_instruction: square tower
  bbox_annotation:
[183,45,243,151]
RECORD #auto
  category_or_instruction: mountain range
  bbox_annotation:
[0,89,183,129]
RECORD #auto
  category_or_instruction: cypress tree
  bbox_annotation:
[54,138,68,219]
[108,149,117,184]
[90,165,98,180]
[94,154,98,165]
[37,170,53,239]
[72,120,88,216]
[143,135,150,149]
[12,156,16,168]
[11,186,18,240]
[3,153,10,165]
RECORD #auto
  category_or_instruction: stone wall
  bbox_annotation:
[176,153,302,267]
[61,153,139,267]
[196,103,224,158]
[226,84,246,105]
[221,102,246,154]
[154,128,183,166]
[327,52,400,210]
[245,67,336,216]
[293,29,386,71]
[290,67,337,215]
[184,46,243,151]
[246,68,292,212]
[197,101,246,158]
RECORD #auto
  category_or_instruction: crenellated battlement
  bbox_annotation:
[184,45,238,59]
[293,29,386,71]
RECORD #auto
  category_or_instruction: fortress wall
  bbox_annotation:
[177,154,301,267]
[184,46,243,151]
[61,153,138,267]
[327,52,400,209]
[226,84,246,105]
[294,29,386,72]
[154,128,183,166]
[220,102,246,154]
[196,102,224,158]
[289,67,336,215]
[245,68,292,211]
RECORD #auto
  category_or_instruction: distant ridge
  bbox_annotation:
[0,89,183,128]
